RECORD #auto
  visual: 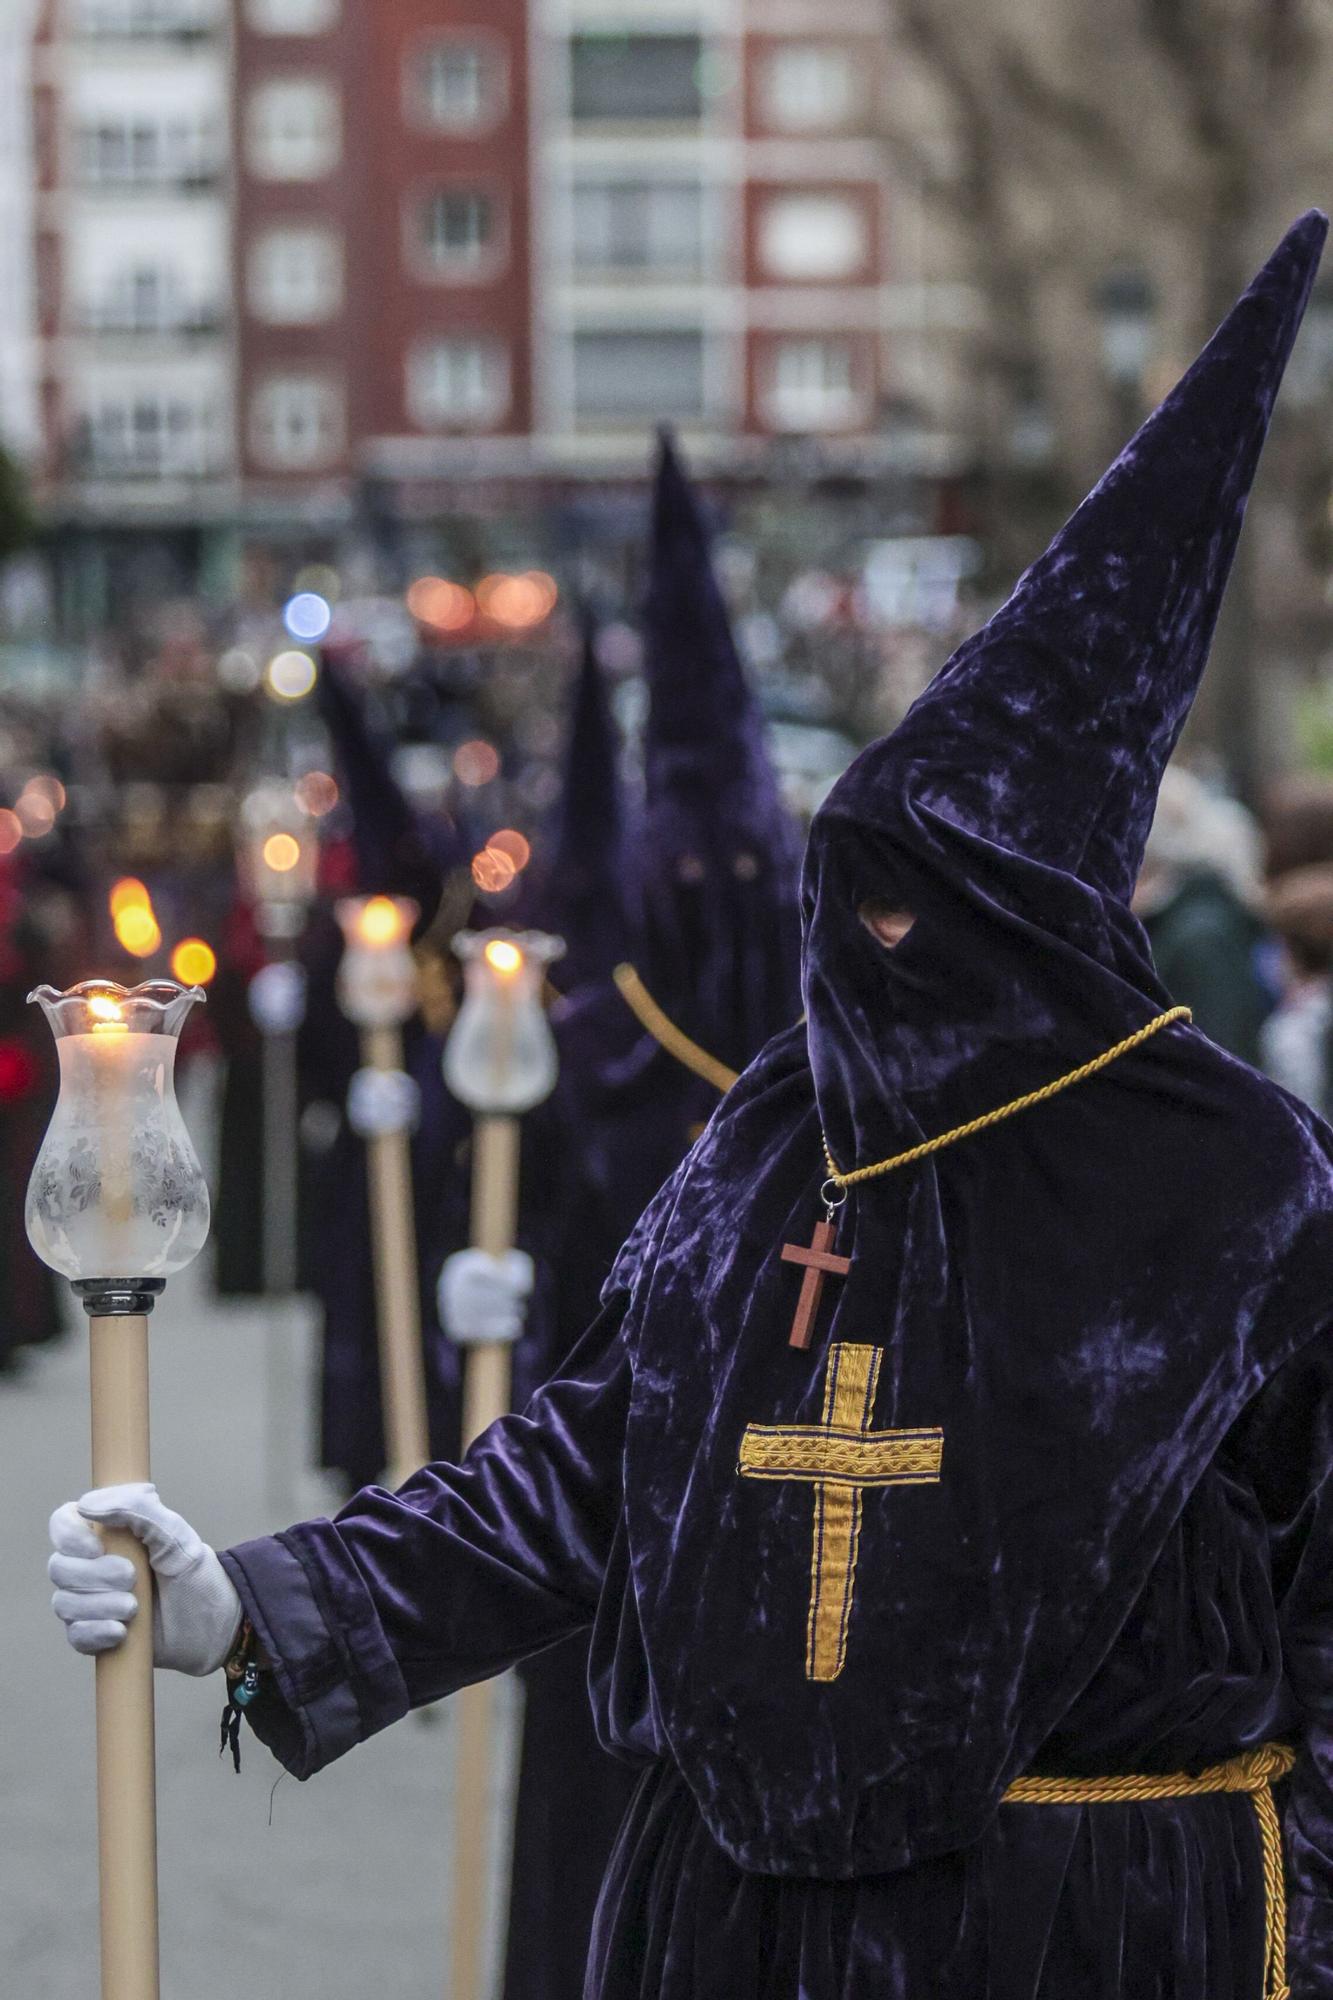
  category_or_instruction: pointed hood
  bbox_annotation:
[316,646,469,928]
[628,430,801,1072]
[804,208,1327,1166]
[527,616,631,991]
[606,216,1333,1888]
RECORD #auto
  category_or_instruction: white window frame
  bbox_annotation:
[411,184,506,283]
[243,0,340,34]
[761,337,866,432]
[244,78,342,183]
[759,43,860,134]
[246,226,344,325]
[407,335,510,429]
[249,372,344,469]
[406,34,507,135]
[757,192,870,284]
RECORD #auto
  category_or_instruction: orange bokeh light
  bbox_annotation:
[406,576,475,633]
[454,740,500,787]
[115,904,162,957]
[471,848,517,894]
[486,828,531,872]
[295,770,339,817]
[484,938,523,976]
[262,832,302,874]
[475,571,558,631]
[171,938,218,986]
[109,877,150,917]
[0,810,21,857]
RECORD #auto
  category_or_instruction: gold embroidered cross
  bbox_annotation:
[738,1342,943,1683]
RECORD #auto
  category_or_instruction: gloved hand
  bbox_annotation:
[438,1248,534,1345]
[49,1483,243,1676]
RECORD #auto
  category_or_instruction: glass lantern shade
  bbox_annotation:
[443,930,564,1115]
[25,981,211,1282]
[240,781,319,921]
[335,896,420,1028]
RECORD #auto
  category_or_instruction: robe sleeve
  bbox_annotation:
[1226,1333,1333,1994]
[218,1298,630,1780]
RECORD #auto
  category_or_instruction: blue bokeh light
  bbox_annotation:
[282,592,333,642]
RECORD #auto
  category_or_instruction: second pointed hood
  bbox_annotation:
[628,431,801,1072]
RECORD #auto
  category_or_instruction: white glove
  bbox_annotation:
[346,1066,421,1139]
[248,960,307,1034]
[49,1484,243,1677]
[438,1248,534,1346]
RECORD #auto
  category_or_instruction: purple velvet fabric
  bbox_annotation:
[220,218,1333,1996]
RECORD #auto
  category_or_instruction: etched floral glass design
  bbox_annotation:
[25,980,211,1281]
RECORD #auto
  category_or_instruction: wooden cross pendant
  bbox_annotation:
[781,1218,851,1350]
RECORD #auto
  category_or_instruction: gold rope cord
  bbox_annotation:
[613,963,740,1096]
[1004,1743,1294,2000]
[823,1006,1192,1188]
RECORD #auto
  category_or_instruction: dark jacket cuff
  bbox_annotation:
[220,1524,410,1780]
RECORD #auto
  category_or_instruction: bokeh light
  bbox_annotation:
[0,810,21,856]
[109,876,150,917]
[282,591,333,642]
[15,785,55,836]
[24,774,66,812]
[472,847,517,893]
[294,770,339,817]
[217,647,262,694]
[475,571,558,631]
[406,576,475,634]
[262,832,302,874]
[265,650,319,702]
[115,904,162,957]
[454,739,500,787]
[487,828,531,871]
[484,938,523,975]
[171,938,217,986]
[357,896,409,947]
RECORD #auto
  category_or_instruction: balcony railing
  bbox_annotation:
[78,304,226,338]
[70,4,222,39]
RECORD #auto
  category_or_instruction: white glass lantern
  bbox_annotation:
[25,981,211,1284]
[241,780,319,935]
[443,930,564,1115]
[336,895,420,1028]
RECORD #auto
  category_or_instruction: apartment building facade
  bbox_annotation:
[31,0,953,533]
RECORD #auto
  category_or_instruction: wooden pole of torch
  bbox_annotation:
[89,1309,159,2000]
[362,1024,431,1487]
[449,1113,520,2000]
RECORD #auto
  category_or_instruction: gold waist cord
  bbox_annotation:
[1003,1743,1296,2000]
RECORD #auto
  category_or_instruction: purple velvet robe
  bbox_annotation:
[220,216,1333,1996]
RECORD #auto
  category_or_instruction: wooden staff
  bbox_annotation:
[443,930,561,2000]
[89,1304,159,2000]
[361,1022,431,1487]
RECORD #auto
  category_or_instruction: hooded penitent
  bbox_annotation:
[626,428,802,1079]
[611,210,1333,1876]
[523,617,630,994]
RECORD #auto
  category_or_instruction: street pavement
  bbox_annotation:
[0,1063,519,1999]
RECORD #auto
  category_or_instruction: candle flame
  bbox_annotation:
[88,993,128,1035]
[484,939,523,978]
[263,832,301,874]
[358,896,408,948]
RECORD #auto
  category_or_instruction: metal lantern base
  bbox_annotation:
[73,1280,165,1320]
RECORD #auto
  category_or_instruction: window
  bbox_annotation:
[243,0,339,31]
[407,337,509,428]
[410,39,503,132]
[88,265,213,333]
[570,35,702,122]
[573,331,705,420]
[250,374,344,468]
[81,395,221,476]
[247,227,343,323]
[74,0,220,35]
[762,338,862,431]
[77,118,221,187]
[758,193,868,282]
[417,189,499,275]
[760,44,858,132]
[245,79,341,181]
[572,181,704,275]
